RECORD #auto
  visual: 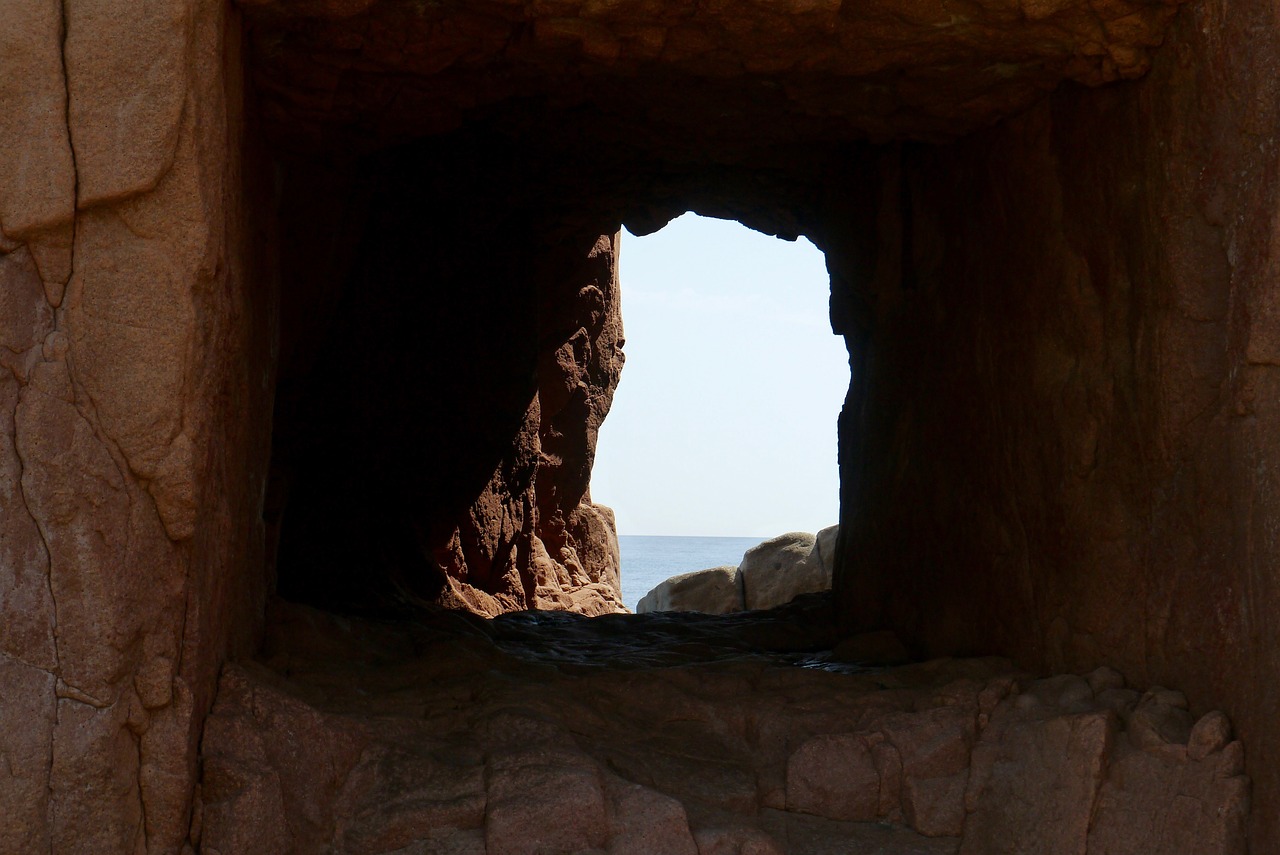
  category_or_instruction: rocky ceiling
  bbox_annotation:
[240,0,1182,155]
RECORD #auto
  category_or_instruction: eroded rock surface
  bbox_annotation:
[741,526,839,611]
[5,0,1278,847]
[268,163,628,619]
[0,1,269,851]
[637,565,744,615]
[199,599,1247,854]
[241,0,1185,154]
[639,527,841,614]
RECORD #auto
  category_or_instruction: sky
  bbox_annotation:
[589,213,850,538]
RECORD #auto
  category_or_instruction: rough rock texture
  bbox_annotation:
[240,0,1185,154]
[198,601,1247,854]
[639,527,840,614]
[267,153,628,617]
[740,527,838,611]
[637,565,744,615]
[0,2,271,851]
[8,0,1280,847]
[832,0,1280,845]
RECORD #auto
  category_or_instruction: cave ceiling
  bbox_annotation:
[240,0,1183,158]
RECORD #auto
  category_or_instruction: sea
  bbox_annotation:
[618,535,764,611]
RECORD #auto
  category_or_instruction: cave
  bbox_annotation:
[1,0,1278,852]
[264,114,873,619]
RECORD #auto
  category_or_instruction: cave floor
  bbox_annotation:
[194,597,1247,854]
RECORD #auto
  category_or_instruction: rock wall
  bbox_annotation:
[4,0,1279,849]
[197,603,1248,855]
[0,1,272,851]
[266,137,627,617]
[835,0,1280,847]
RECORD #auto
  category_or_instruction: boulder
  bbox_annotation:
[740,526,837,611]
[637,566,744,614]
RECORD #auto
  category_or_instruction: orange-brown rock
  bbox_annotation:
[240,0,1184,153]
[1,2,268,851]
[196,601,1247,854]
[267,166,627,617]
[833,0,1280,843]
[3,0,1280,849]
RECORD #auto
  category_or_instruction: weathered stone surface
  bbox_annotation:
[486,748,609,855]
[195,604,1246,855]
[1086,740,1249,855]
[0,656,56,855]
[7,0,1280,847]
[200,665,369,853]
[1188,710,1233,761]
[0,0,75,240]
[637,565,743,615]
[832,0,1280,844]
[690,822,786,855]
[962,710,1114,854]
[50,698,144,854]
[741,531,832,611]
[886,706,975,837]
[604,778,699,855]
[810,524,839,571]
[0,248,57,674]
[955,669,1244,855]
[241,0,1185,153]
[760,809,961,855]
[1128,689,1195,750]
[64,0,192,207]
[0,1,270,851]
[786,733,882,822]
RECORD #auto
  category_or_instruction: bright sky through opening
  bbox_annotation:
[590,213,850,538]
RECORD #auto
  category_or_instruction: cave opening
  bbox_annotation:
[244,0,1183,636]
[263,116,869,622]
[230,3,1268,820]
[591,213,847,609]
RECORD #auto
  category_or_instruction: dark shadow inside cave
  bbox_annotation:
[271,128,551,615]
[265,110,879,623]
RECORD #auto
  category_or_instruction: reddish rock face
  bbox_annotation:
[267,141,627,616]
[2,0,1279,850]
[0,3,270,850]
[239,0,1184,153]
[833,0,1280,843]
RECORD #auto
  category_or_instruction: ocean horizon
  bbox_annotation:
[618,534,766,611]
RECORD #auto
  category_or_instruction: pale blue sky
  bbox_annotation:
[590,213,850,537]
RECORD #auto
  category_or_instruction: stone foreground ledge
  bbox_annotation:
[199,603,1248,854]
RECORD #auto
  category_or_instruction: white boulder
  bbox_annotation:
[636,565,743,614]
[739,525,838,611]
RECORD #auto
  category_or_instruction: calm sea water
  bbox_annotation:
[618,535,764,611]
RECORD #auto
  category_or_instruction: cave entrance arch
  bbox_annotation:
[590,214,848,609]
[249,0,1183,629]
[264,122,875,620]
